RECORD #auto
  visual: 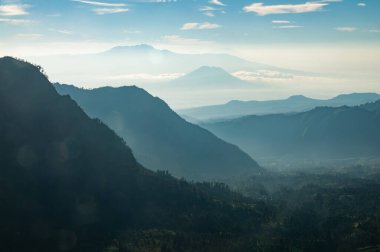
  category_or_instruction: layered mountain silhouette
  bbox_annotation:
[28,44,296,86]
[180,93,380,121]
[96,44,278,74]
[203,104,380,165]
[0,57,267,251]
[55,83,260,181]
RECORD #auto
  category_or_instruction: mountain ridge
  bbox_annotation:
[54,83,261,180]
[202,103,380,167]
[180,93,380,121]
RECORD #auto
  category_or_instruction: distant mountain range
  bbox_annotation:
[96,44,287,74]
[0,57,266,251]
[202,103,380,167]
[27,44,319,109]
[55,83,261,181]
[28,44,298,87]
[180,93,380,121]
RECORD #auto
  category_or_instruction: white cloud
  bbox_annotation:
[123,29,141,34]
[181,23,198,30]
[203,12,214,17]
[106,72,184,81]
[72,0,129,14]
[139,0,177,2]
[16,33,43,40]
[233,70,294,81]
[47,13,62,17]
[272,20,290,24]
[0,4,29,16]
[319,0,341,2]
[273,25,303,29]
[161,35,213,46]
[368,29,380,33]
[199,5,224,17]
[0,18,32,25]
[72,0,127,7]
[181,22,221,30]
[92,7,129,14]
[243,2,328,16]
[198,23,220,29]
[57,30,74,35]
[199,6,217,12]
[357,3,366,7]
[335,27,356,32]
[209,0,225,6]
[49,28,74,35]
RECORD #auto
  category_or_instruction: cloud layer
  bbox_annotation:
[0,18,32,25]
[336,27,356,32]
[72,0,129,14]
[181,22,221,30]
[209,0,225,6]
[72,0,127,7]
[0,4,29,16]
[92,8,129,14]
[243,2,328,16]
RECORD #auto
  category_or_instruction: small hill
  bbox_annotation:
[331,93,380,105]
[203,105,380,166]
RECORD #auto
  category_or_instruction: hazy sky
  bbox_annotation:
[1,0,380,107]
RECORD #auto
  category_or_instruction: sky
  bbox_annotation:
[0,0,379,51]
[0,0,380,107]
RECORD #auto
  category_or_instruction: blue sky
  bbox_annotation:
[1,0,379,50]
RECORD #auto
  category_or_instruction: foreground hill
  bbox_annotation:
[0,57,267,251]
[180,93,380,121]
[55,83,260,181]
[203,104,380,166]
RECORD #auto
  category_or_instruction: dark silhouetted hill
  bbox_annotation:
[55,83,260,180]
[0,57,266,251]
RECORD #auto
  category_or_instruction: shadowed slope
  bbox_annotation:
[55,83,261,180]
[203,105,380,165]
